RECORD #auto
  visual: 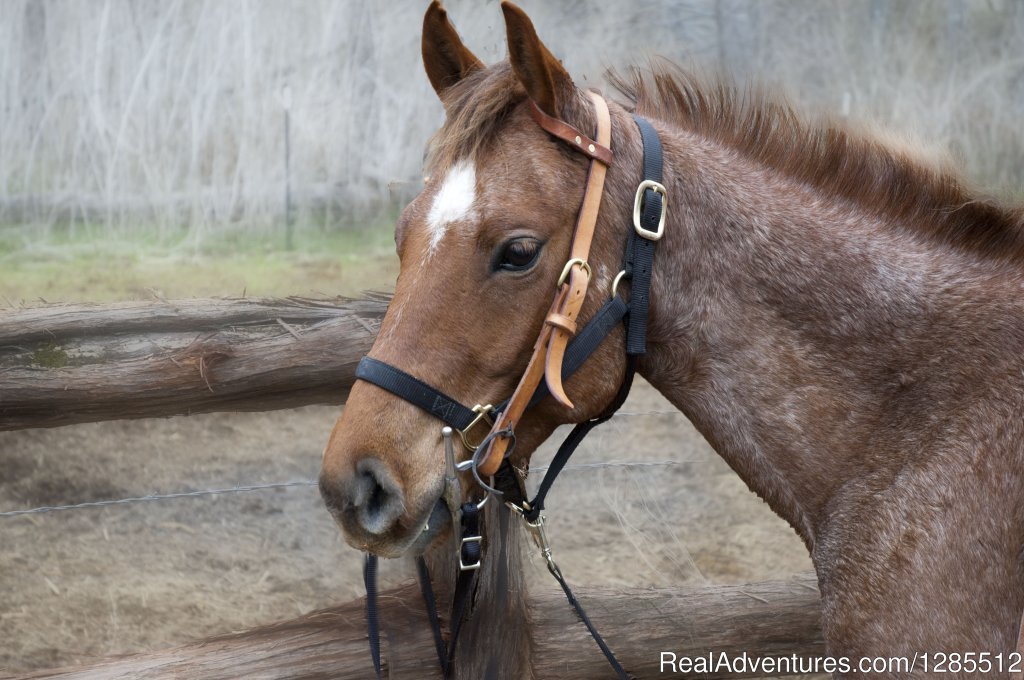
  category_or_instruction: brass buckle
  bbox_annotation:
[556,257,592,288]
[458,404,494,451]
[632,179,667,240]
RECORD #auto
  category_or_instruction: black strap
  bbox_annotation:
[511,294,629,414]
[358,295,629,431]
[524,355,637,523]
[547,560,633,680]
[364,553,383,679]
[356,357,480,431]
[416,557,450,677]
[446,501,481,672]
[623,115,664,356]
[410,504,483,680]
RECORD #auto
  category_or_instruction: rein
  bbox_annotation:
[356,91,666,680]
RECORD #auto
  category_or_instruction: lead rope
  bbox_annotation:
[365,510,479,679]
[416,556,449,677]
[364,554,384,679]
[496,356,638,680]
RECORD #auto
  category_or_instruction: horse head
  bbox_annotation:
[320,1,640,558]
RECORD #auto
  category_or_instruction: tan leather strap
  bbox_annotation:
[529,100,613,165]
[543,92,612,408]
[478,91,612,477]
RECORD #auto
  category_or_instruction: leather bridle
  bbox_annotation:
[356,90,666,680]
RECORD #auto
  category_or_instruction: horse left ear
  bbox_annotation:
[500,1,575,117]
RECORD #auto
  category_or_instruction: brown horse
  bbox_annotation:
[321,1,1024,677]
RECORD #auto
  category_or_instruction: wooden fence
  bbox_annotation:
[0,297,825,679]
[0,296,386,430]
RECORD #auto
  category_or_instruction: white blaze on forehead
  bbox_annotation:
[426,159,476,254]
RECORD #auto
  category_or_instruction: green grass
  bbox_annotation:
[0,221,400,305]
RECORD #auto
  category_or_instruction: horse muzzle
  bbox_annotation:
[318,456,448,558]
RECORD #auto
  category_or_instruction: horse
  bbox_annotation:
[320,1,1024,677]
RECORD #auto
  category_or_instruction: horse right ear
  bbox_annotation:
[422,1,484,99]
[500,1,575,118]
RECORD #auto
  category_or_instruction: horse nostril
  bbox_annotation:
[352,458,405,536]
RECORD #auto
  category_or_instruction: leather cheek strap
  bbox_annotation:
[477,91,613,477]
[544,92,611,407]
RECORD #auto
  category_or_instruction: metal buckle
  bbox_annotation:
[508,502,557,571]
[556,257,592,288]
[632,179,667,240]
[459,535,482,571]
[458,404,494,451]
[524,513,556,571]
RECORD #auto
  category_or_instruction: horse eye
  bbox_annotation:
[496,238,542,272]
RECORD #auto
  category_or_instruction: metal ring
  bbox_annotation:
[610,270,628,299]
[556,258,592,288]
[469,427,516,496]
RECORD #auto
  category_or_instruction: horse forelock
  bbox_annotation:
[426,62,524,176]
[608,61,1024,265]
[425,61,595,178]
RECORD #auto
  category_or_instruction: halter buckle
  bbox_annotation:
[459,535,482,571]
[557,258,592,288]
[458,404,494,451]
[633,179,667,240]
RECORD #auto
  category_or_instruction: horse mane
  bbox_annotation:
[428,59,1024,264]
[609,62,1024,264]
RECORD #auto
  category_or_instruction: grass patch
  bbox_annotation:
[0,222,400,305]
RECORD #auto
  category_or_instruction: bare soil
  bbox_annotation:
[0,380,812,675]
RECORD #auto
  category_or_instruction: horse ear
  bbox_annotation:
[422,1,484,98]
[500,1,575,117]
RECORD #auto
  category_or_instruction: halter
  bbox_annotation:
[357,90,665,680]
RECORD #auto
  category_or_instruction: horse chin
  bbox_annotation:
[357,497,451,559]
[404,497,452,556]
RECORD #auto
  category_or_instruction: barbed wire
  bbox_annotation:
[0,481,318,518]
[0,460,686,518]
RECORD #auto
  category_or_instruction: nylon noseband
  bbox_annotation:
[356,93,665,680]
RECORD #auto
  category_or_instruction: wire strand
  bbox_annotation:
[0,460,686,518]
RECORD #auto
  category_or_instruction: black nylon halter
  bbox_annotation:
[358,113,664,680]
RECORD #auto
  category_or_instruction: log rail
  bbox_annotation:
[0,297,825,679]
[10,578,824,680]
[0,296,387,430]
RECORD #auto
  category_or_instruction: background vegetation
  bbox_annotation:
[1,0,1022,302]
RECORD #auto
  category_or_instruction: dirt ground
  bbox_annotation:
[0,379,813,676]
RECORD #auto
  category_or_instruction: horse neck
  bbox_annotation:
[635,124,1023,546]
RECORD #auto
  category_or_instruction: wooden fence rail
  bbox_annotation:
[11,577,824,680]
[0,296,388,431]
[1,296,827,680]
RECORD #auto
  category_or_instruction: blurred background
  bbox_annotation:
[1,0,1023,675]
[1,0,1021,303]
